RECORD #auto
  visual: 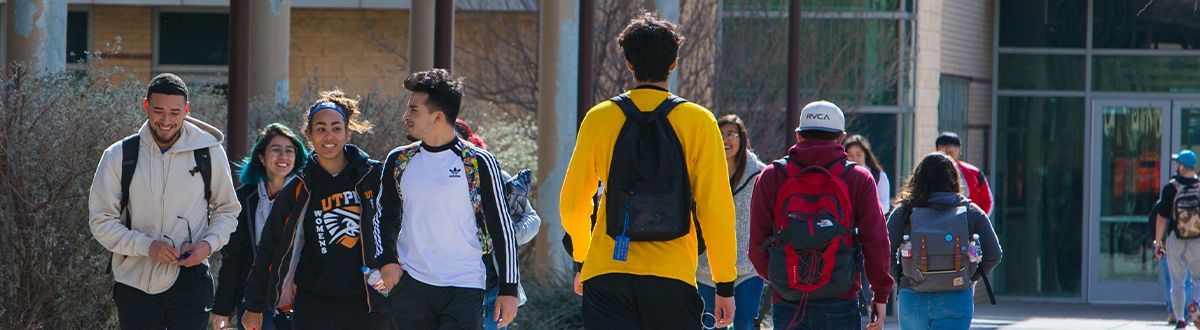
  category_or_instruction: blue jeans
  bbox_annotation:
[898,288,973,329]
[483,286,504,330]
[1162,257,1196,316]
[772,299,860,330]
[698,277,766,329]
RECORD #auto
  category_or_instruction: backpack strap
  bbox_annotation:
[460,142,494,255]
[119,135,140,229]
[609,93,687,123]
[192,147,213,203]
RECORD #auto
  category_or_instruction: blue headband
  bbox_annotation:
[308,101,348,122]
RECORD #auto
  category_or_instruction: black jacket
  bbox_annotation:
[243,145,391,314]
[213,184,263,316]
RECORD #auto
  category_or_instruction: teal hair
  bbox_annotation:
[237,123,308,184]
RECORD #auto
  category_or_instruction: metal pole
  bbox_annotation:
[787,0,802,139]
[577,0,594,128]
[228,0,250,175]
[434,0,455,71]
[410,0,436,72]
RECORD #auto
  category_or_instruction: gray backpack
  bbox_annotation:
[899,201,977,292]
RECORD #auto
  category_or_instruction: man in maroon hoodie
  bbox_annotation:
[748,101,893,330]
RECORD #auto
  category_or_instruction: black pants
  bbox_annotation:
[582,273,703,330]
[292,290,391,330]
[388,275,486,330]
[113,265,213,330]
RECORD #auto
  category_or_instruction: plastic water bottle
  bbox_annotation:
[361,266,388,296]
[900,235,912,258]
[968,234,982,263]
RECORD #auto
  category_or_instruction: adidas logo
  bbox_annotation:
[449,167,463,178]
[816,219,834,228]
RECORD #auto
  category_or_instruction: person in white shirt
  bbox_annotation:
[378,68,521,329]
[844,134,891,213]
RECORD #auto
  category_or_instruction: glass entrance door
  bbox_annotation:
[1089,99,1199,303]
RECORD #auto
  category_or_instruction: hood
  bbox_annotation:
[786,140,847,167]
[926,192,969,210]
[138,116,224,153]
[740,151,767,181]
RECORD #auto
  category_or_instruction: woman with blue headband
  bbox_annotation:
[211,123,307,330]
[241,90,393,329]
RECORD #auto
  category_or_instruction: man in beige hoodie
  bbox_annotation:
[89,73,240,330]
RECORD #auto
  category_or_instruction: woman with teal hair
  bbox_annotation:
[211,123,307,330]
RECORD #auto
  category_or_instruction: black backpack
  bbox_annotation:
[110,135,212,270]
[604,94,700,251]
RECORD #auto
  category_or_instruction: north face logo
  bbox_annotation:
[816,219,834,228]
[449,167,463,178]
[805,113,831,120]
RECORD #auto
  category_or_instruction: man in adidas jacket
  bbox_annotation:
[89,73,240,330]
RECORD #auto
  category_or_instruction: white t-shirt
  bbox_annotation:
[396,145,487,289]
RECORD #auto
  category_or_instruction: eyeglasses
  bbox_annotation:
[163,216,194,261]
[722,131,741,140]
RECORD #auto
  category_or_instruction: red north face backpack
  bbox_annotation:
[759,158,859,302]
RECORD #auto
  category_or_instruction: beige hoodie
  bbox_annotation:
[89,117,241,294]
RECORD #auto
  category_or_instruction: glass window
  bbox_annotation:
[158,12,229,65]
[994,96,1085,297]
[1093,1,1200,49]
[939,75,969,150]
[1184,107,1200,152]
[997,54,1086,91]
[719,18,900,107]
[845,113,898,189]
[999,0,1086,48]
[1093,56,1200,93]
[724,0,899,11]
[67,11,88,63]
[1098,104,1162,282]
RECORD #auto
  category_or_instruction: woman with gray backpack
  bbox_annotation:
[887,152,1002,329]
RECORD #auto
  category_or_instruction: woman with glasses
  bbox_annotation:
[696,114,767,330]
[211,123,306,330]
[241,90,393,330]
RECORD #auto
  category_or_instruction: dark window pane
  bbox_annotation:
[724,0,899,11]
[67,11,88,63]
[1094,1,1200,49]
[1093,56,1200,92]
[994,96,1085,297]
[999,0,1086,48]
[938,75,969,144]
[845,112,897,192]
[158,12,228,65]
[997,54,1085,91]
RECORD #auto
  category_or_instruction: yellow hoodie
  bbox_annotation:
[560,87,737,292]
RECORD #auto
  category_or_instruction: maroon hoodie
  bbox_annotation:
[748,140,894,304]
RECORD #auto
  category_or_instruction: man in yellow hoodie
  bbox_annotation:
[560,12,738,329]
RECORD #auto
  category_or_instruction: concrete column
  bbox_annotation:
[4,0,66,73]
[913,0,943,166]
[250,0,290,107]
[535,0,579,278]
[409,0,435,72]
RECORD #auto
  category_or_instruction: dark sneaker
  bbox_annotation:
[1172,313,1180,325]
[1178,320,1188,329]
